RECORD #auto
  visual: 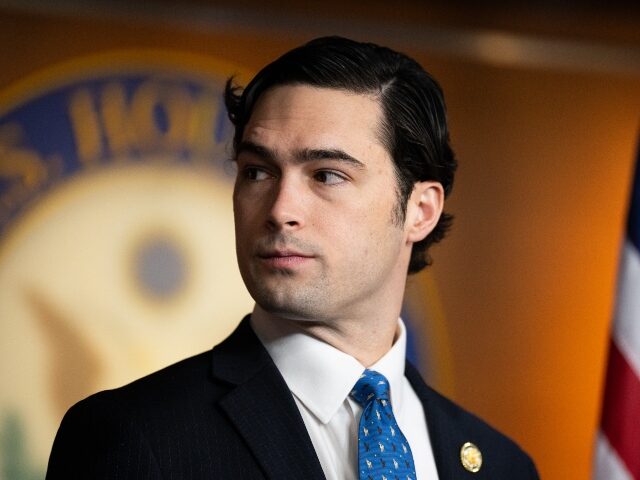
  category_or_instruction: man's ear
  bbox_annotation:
[405,181,444,243]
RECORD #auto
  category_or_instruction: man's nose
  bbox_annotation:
[266,176,305,231]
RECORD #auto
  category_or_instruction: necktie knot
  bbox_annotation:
[350,369,391,405]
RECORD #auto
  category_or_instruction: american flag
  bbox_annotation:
[594,145,640,480]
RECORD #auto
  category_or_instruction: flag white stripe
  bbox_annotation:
[595,431,633,480]
[611,239,640,380]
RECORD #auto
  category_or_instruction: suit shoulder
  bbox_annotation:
[429,383,531,450]
[69,349,214,417]
[406,363,539,478]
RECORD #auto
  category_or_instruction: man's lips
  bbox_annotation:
[257,250,314,268]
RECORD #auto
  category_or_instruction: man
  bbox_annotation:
[47,37,539,479]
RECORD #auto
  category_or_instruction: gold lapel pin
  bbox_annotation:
[460,442,482,473]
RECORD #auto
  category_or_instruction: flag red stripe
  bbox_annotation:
[600,339,640,477]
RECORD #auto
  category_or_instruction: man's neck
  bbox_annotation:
[251,304,401,367]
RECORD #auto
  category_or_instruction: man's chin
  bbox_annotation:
[258,301,312,320]
[251,290,320,322]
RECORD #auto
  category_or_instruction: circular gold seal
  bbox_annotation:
[460,442,482,473]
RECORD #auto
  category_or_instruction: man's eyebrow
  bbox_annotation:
[235,140,275,161]
[236,141,366,169]
[296,148,365,169]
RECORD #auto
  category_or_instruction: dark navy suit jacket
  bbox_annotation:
[47,316,539,479]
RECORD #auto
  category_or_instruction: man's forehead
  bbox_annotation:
[241,84,389,159]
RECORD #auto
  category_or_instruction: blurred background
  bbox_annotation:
[0,1,639,478]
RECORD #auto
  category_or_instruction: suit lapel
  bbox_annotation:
[212,317,326,480]
[405,362,477,480]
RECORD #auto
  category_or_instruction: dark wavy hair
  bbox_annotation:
[224,36,457,274]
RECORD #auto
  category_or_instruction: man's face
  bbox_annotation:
[233,85,414,323]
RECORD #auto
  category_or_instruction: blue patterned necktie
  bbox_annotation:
[351,369,417,480]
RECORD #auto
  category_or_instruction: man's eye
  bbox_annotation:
[314,170,346,185]
[243,167,271,181]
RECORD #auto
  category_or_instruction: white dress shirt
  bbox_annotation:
[251,316,439,480]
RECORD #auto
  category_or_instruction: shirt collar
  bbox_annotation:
[251,315,408,424]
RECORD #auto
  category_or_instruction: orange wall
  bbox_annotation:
[425,59,638,478]
[1,7,639,479]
